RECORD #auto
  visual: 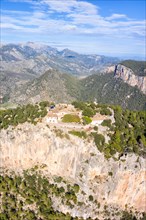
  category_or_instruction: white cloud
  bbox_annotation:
[42,0,76,13]
[106,13,128,20]
[62,25,77,31]
[2,0,145,35]
[42,0,98,15]
[1,0,145,56]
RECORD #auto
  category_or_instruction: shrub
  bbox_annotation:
[93,133,105,146]
[54,129,64,138]
[39,101,51,108]
[104,148,111,159]
[72,101,86,110]
[121,210,137,220]
[73,184,80,193]
[108,171,113,176]
[82,107,96,117]
[69,130,87,139]
[100,108,112,116]
[101,119,112,127]
[82,116,92,125]
[94,126,98,131]
[89,195,94,201]
[54,176,63,183]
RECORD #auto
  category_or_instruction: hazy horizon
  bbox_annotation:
[1,40,145,61]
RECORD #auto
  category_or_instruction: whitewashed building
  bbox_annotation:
[46,113,58,123]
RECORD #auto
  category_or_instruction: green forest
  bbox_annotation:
[0,170,82,220]
[1,169,146,220]
[72,101,146,159]
[0,101,52,130]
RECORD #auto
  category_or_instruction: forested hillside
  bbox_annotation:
[81,73,146,110]
[2,70,146,111]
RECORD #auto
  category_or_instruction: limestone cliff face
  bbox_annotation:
[104,64,146,94]
[0,122,146,218]
[115,64,146,94]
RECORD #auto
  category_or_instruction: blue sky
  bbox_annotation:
[1,0,146,58]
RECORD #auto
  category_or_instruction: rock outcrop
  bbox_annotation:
[104,64,146,94]
[114,64,146,94]
[0,121,146,219]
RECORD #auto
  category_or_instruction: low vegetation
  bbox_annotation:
[101,119,112,128]
[100,107,112,116]
[62,114,81,123]
[69,130,87,139]
[82,116,92,125]
[54,128,70,139]
[91,132,105,152]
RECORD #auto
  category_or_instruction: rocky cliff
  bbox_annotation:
[114,64,146,94]
[0,121,145,219]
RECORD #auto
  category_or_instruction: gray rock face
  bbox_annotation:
[0,121,145,218]
[0,43,119,77]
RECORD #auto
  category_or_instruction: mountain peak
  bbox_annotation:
[60,48,79,57]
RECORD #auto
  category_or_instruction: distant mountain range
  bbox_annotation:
[0,42,146,110]
[0,42,119,76]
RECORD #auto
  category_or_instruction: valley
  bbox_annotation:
[0,43,146,111]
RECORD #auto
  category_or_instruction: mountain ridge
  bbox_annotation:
[1,43,146,110]
[7,69,146,111]
[0,42,119,76]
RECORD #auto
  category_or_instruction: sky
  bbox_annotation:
[1,0,146,58]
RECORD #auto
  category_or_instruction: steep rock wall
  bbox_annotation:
[105,64,146,94]
[0,122,146,218]
[115,64,146,94]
